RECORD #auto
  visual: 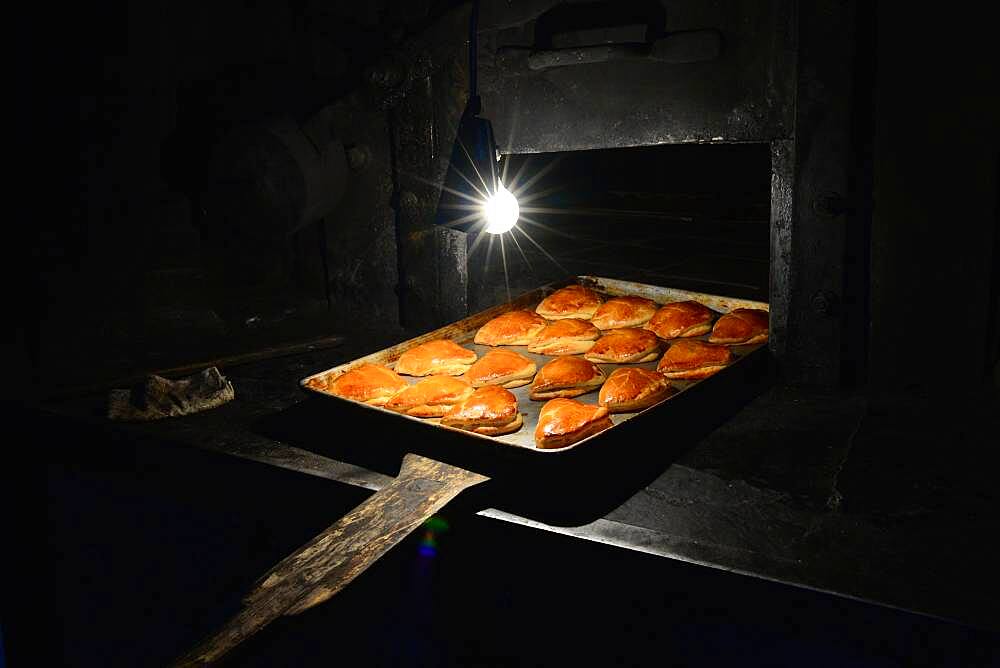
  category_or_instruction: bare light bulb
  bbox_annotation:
[483,185,519,234]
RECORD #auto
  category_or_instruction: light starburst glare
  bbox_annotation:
[483,185,519,234]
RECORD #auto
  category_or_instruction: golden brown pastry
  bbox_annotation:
[464,349,537,388]
[321,363,410,407]
[645,301,715,339]
[529,357,606,400]
[384,376,474,418]
[474,310,547,346]
[441,385,523,436]
[527,318,601,356]
[591,296,658,330]
[534,398,613,449]
[584,328,661,363]
[598,367,675,413]
[708,308,770,345]
[535,284,604,320]
[656,339,734,380]
[394,339,478,376]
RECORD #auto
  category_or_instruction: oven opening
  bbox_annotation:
[468,143,771,312]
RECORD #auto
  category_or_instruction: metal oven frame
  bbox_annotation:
[472,0,868,387]
[358,1,869,387]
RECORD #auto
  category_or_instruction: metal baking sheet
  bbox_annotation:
[301,276,768,454]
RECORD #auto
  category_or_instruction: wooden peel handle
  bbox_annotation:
[171,453,488,666]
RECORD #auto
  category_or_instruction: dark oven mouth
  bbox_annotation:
[463,142,772,313]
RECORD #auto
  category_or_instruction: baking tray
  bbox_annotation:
[301,275,770,459]
[174,276,773,664]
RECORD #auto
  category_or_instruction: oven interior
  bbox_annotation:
[468,143,771,312]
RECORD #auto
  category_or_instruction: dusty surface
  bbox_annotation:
[38,335,1000,639]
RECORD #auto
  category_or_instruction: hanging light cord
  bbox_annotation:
[469,0,480,112]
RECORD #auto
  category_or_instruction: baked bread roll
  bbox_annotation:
[584,328,661,363]
[534,398,613,449]
[529,357,606,400]
[656,339,734,380]
[598,367,675,413]
[394,339,477,376]
[320,363,410,407]
[708,308,769,345]
[384,376,474,417]
[535,285,604,320]
[474,310,547,346]
[591,296,658,330]
[441,385,523,436]
[527,318,601,356]
[464,349,537,388]
[645,301,715,339]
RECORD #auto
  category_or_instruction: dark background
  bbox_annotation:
[30,416,1000,666]
[12,0,999,395]
[8,1,1000,666]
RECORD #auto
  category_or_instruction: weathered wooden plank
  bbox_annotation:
[171,453,488,666]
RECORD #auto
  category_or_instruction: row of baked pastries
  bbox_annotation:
[644,301,769,344]
[526,356,674,414]
[477,287,769,346]
[439,389,612,449]
[311,364,524,433]
[527,340,736,409]
[532,285,770,337]
[532,284,673,330]
[311,364,644,449]
[391,341,540,388]
[380,316,761,391]
[309,357,691,449]
[313,335,734,415]
[311,363,530,442]
[477,309,767,354]
[313,330,750,407]
[390,378,526,437]
[313,309,762,409]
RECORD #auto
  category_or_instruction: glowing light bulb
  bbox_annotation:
[483,185,519,234]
